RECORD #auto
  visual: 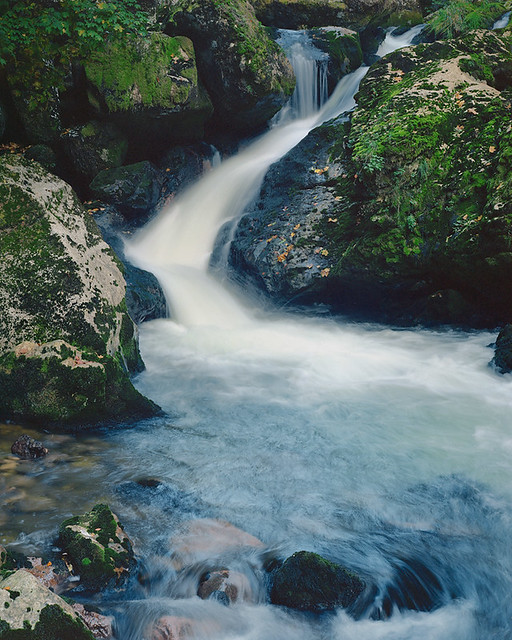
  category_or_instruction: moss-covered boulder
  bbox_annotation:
[310,27,363,90]
[163,0,295,131]
[251,0,422,30]
[23,145,57,173]
[59,504,134,590]
[89,161,161,216]
[60,121,128,181]
[0,569,94,639]
[230,28,512,326]
[0,155,158,427]
[270,551,365,613]
[84,33,212,148]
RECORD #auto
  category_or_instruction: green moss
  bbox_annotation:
[0,604,94,639]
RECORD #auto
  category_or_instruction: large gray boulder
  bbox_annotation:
[0,570,94,639]
[0,155,158,427]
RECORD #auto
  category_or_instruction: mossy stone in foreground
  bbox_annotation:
[0,570,93,639]
[59,504,134,589]
[270,550,365,612]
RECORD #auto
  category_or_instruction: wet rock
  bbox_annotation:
[0,100,5,140]
[170,519,264,570]
[59,503,135,590]
[11,434,48,459]
[198,568,252,605]
[270,550,365,613]
[89,161,161,217]
[493,324,512,373]
[0,569,94,639]
[60,121,127,181]
[148,616,194,640]
[165,0,295,132]
[25,557,69,593]
[23,144,57,173]
[310,27,363,90]
[84,33,212,150]
[159,143,220,202]
[72,603,114,639]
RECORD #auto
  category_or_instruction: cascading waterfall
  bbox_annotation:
[493,10,511,29]
[31,22,507,640]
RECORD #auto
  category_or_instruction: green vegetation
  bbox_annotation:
[426,0,508,38]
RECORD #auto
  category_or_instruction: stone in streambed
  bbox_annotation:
[10,434,48,460]
[0,569,94,639]
[197,568,253,605]
[270,550,365,613]
[492,324,512,373]
[59,504,134,590]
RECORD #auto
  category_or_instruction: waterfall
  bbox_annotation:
[126,25,423,327]
[493,10,511,29]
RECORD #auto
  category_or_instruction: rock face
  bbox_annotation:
[10,434,48,459]
[89,161,161,216]
[164,0,296,131]
[59,504,134,590]
[0,569,94,639]
[84,33,213,148]
[493,324,512,373]
[230,28,512,326]
[61,121,128,181]
[252,0,422,30]
[310,27,363,90]
[270,550,365,613]
[0,155,157,426]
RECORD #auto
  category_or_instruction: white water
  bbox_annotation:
[114,25,512,640]
[493,10,511,29]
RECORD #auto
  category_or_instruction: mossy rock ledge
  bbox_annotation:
[59,504,135,590]
[163,0,296,132]
[0,155,158,428]
[270,551,365,613]
[0,569,94,639]
[229,28,512,326]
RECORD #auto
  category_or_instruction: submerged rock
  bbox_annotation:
[164,0,295,132]
[0,569,94,639]
[270,550,365,613]
[0,155,158,427]
[10,434,48,459]
[59,504,134,590]
[197,568,252,605]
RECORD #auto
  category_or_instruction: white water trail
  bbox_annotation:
[376,24,425,58]
[493,10,511,29]
[126,26,422,327]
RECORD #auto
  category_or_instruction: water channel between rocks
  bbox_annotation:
[2,25,512,640]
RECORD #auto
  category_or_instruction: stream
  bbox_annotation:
[2,25,512,640]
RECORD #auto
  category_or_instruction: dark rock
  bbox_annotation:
[165,0,295,132]
[310,27,363,91]
[197,568,252,604]
[71,603,114,639]
[59,504,134,590]
[11,434,49,459]
[270,550,365,613]
[60,120,127,181]
[159,143,220,201]
[89,161,161,217]
[0,100,6,140]
[493,324,512,373]
[24,144,57,172]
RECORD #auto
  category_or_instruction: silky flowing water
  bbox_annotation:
[2,27,512,640]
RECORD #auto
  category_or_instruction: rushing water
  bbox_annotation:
[2,25,512,640]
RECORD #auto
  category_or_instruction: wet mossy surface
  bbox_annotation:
[59,504,134,589]
[0,604,94,640]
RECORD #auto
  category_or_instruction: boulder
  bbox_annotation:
[89,161,161,216]
[60,121,128,181]
[148,616,195,640]
[493,324,512,373]
[197,568,253,605]
[310,28,363,91]
[23,144,57,173]
[10,434,48,459]
[59,503,134,590]
[251,0,422,30]
[230,28,512,326]
[0,569,94,639]
[84,33,213,149]
[270,550,365,613]
[164,0,295,131]
[71,604,113,640]
[0,155,158,427]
